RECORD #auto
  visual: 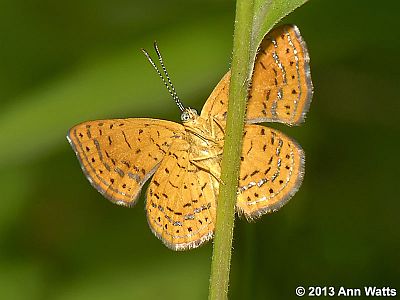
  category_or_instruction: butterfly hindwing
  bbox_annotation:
[67,118,183,206]
[236,124,305,219]
[146,139,218,250]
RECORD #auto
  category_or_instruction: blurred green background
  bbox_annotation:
[1,0,399,299]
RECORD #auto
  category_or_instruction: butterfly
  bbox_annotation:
[67,24,313,250]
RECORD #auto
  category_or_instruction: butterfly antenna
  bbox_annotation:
[153,42,185,111]
[141,42,186,112]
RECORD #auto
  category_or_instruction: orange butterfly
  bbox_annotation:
[67,25,313,250]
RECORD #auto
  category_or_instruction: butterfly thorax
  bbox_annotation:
[181,108,223,162]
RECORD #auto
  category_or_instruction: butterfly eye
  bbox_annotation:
[181,111,190,122]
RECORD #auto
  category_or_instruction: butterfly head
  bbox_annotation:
[181,108,198,123]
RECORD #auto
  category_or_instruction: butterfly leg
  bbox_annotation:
[190,152,223,162]
[209,117,225,139]
[189,157,224,185]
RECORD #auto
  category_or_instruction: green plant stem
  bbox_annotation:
[208,1,254,299]
[208,0,310,298]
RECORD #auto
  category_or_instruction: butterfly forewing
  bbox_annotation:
[200,72,230,122]
[67,118,183,206]
[146,139,218,250]
[247,24,312,125]
[236,125,304,219]
[201,24,312,125]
